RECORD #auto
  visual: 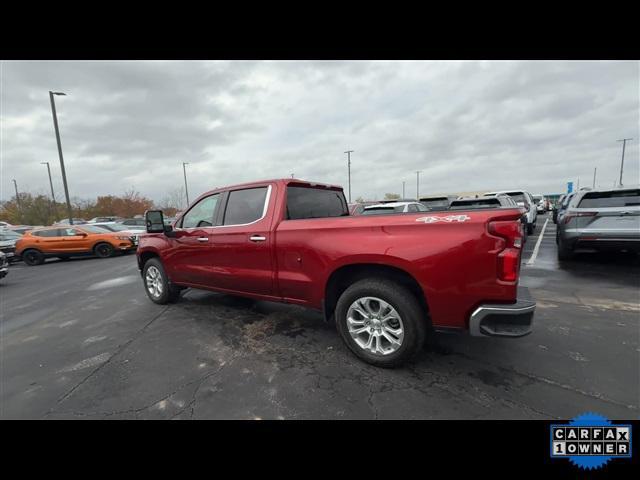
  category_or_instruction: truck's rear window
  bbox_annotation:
[286,186,349,220]
[578,189,640,208]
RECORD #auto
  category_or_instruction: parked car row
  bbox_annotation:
[349,190,540,238]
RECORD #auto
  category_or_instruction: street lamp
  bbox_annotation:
[344,150,354,202]
[40,162,56,202]
[12,179,21,222]
[416,171,421,200]
[617,138,633,187]
[182,162,190,207]
[49,91,74,225]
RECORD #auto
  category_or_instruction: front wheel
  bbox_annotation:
[335,278,427,368]
[94,242,114,258]
[142,258,181,304]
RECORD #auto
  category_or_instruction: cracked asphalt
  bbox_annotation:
[1,212,639,419]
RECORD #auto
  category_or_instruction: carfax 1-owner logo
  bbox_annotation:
[550,413,632,470]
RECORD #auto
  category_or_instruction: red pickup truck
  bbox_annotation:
[137,178,535,367]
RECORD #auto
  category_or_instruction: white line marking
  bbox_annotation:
[526,218,549,266]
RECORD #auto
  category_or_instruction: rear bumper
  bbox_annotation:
[469,287,535,337]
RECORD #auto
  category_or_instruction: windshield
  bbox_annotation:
[80,225,112,234]
[93,224,129,232]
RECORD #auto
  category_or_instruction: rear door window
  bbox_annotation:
[223,187,268,225]
[578,189,640,208]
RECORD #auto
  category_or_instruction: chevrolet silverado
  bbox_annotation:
[137,178,535,367]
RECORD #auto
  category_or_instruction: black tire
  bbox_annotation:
[527,222,534,235]
[557,237,574,261]
[142,258,181,304]
[94,242,114,258]
[335,278,427,368]
[22,249,45,266]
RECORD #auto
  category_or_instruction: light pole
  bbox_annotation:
[49,91,74,225]
[617,138,633,186]
[41,162,56,202]
[416,171,421,200]
[402,181,405,199]
[182,162,190,207]
[592,167,597,188]
[344,150,354,202]
[12,179,21,222]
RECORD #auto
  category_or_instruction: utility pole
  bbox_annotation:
[49,91,74,225]
[12,179,21,222]
[592,167,597,188]
[182,162,190,207]
[41,162,56,202]
[416,171,421,199]
[617,138,632,187]
[344,150,354,202]
[402,181,405,199]
[577,177,580,190]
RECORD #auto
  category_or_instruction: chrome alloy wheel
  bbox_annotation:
[145,265,164,298]
[346,296,404,356]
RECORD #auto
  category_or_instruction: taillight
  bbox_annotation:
[497,248,519,282]
[488,221,522,249]
[563,211,596,224]
[488,220,522,282]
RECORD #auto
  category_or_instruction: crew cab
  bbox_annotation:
[137,179,535,367]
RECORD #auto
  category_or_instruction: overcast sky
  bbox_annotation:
[1,60,638,205]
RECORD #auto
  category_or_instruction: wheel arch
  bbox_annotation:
[138,250,160,271]
[323,263,430,325]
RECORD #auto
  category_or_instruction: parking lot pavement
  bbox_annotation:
[1,216,638,420]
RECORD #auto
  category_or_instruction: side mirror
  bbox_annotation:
[145,210,166,233]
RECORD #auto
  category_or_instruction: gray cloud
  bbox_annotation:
[1,60,638,206]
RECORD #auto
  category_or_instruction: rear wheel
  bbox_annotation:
[22,249,45,266]
[557,237,574,261]
[94,242,114,258]
[142,258,181,304]
[527,222,534,235]
[335,278,427,368]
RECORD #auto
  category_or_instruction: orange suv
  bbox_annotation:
[15,225,136,266]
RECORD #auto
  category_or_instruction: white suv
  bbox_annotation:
[484,190,538,234]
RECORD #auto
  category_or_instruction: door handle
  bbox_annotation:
[197,237,209,242]
[249,235,266,242]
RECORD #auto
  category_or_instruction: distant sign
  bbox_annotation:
[567,182,574,193]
